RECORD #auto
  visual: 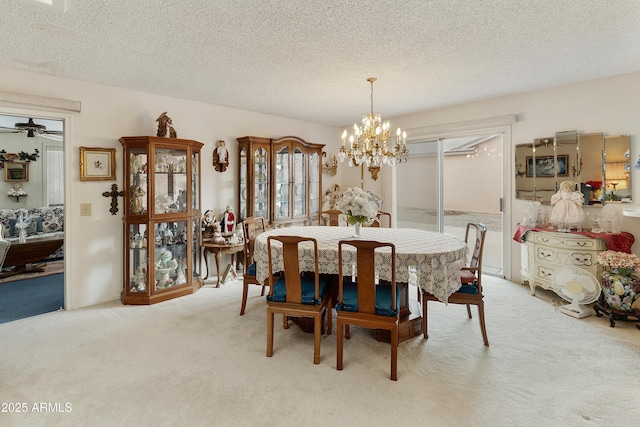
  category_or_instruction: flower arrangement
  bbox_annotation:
[597,250,640,312]
[585,180,602,191]
[597,250,640,276]
[336,187,381,225]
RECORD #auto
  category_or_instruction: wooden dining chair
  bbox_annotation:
[370,210,391,228]
[421,222,489,346]
[336,239,400,380]
[319,209,343,226]
[266,235,333,365]
[240,216,266,315]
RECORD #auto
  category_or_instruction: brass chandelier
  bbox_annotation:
[338,77,408,169]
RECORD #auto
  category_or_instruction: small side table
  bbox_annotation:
[202,241,244,287]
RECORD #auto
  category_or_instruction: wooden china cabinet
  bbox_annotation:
[119,136,204,305]
[237,136,324,227]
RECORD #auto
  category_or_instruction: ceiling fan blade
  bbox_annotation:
[39,133,63,141]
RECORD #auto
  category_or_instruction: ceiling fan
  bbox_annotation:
[0,117,64,140]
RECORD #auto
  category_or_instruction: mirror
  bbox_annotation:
[604,135,631,202]
[515,131,631,204]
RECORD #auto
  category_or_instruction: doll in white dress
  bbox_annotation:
[549,180,585,227]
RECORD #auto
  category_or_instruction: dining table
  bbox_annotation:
[254,226,468,341]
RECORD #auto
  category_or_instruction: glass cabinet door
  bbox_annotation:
[128,223,148,293]
[129,147,149,215]
[275,145,290,219]
[191,217,201,280]
[191,150,200,211]
[293,147,306,217]
[153,220,188,290]
[239,147,248,219]
[154,148,188,215]
[254,147,269,219]
[309,151,320,215]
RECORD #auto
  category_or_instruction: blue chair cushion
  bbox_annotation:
[336,282,399,317]
[266,274,331,305]
[247,262,256,276]
[457,283,479,294]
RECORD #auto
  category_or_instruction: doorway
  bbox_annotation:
[0,112,65,323]
[396,132,507,278]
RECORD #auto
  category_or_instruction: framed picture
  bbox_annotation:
[526,155,569,177]
[80,147,116,181]
[4,162,29,182]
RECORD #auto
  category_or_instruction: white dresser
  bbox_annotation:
[520,230,606,295]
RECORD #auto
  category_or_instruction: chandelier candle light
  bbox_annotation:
[338,77,408,168]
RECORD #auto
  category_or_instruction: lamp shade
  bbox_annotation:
[605,162,628,189]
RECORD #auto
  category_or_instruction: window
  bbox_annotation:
[46,146,64,206]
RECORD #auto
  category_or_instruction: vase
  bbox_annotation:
[352,222,362,238]
[600,270,640,312]
[18,228,27,244]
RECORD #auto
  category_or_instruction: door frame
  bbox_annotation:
[0,105,72,310]
[384,114,516,280]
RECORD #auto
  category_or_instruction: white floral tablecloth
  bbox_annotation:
[254,226,468,303]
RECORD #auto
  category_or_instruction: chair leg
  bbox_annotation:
[466,304,472,319]
[390,326,398,381]
[261,284,266,296]
[336,319,344,371]
[422,295,429,340]
[266,309,274,357]
[240,282,249,315]
[477,302,489,346]
[313,313,322,365]
[326,305,332,336]
[282,315,289,329]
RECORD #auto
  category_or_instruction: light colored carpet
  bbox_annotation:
[1,276,638,426]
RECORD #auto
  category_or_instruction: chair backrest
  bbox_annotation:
[338,239,396,315]
[267,235,319,303]
[242,216,265,271]
[319,209,343,226]
[465,223,487,286]
[370,211,391,228]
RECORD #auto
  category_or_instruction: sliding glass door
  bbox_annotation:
[396,135,505,277]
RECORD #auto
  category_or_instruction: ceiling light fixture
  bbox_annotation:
[15,118,46,137]
[338,77,408,169]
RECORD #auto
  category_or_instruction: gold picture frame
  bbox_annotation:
[80,147,116,181]
[4,162,29,182]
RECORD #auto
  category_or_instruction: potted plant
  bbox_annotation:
[597,250,640,312]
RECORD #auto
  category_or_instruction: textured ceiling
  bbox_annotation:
[1,1,640,126]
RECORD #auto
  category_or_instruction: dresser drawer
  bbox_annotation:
[533,246,599,268]
[530,231,605,250]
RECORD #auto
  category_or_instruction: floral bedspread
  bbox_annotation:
[254,226,468,303]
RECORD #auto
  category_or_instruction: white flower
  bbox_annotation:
[335,187,382,224]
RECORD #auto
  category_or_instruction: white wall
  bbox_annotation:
[0,66,343,309]
[0,133,63,208]
[389,71,640,281]
[3,66,639,305]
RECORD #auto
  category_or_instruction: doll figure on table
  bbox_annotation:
[550,180,585,230]
[212,222,225,244]
[221,205,235,234]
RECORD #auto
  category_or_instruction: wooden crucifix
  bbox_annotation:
[102,183,124,215]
